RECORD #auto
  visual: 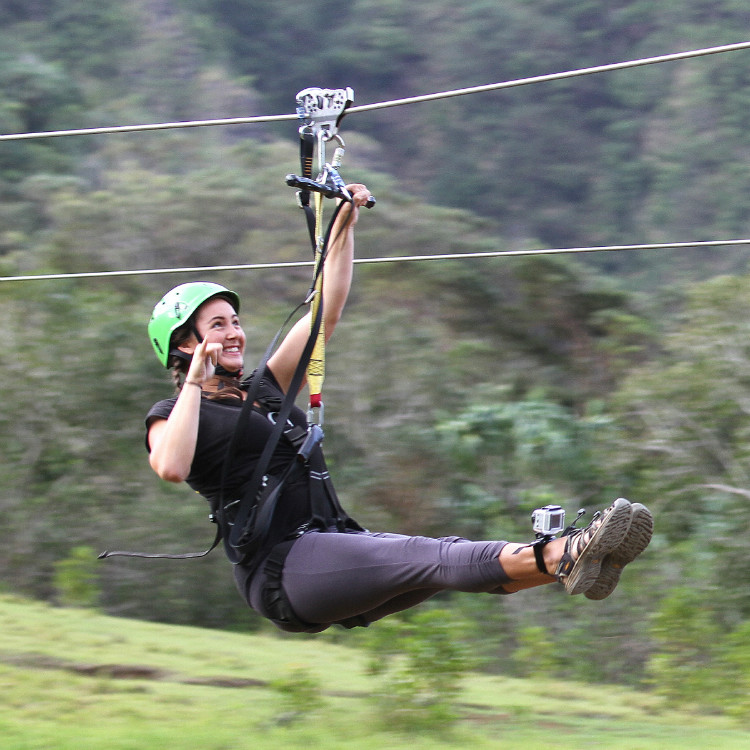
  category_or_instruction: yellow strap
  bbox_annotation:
[307,189,325,410]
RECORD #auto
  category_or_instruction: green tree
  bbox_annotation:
[46,0,138,77]
[0,45,84,180]
[269,666,325,725]
[717,621,750,720]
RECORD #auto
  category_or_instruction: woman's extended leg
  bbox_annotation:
[238,497,650,630]
[251,531,512,628]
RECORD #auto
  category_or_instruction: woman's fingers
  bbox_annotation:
[188,341,221,382]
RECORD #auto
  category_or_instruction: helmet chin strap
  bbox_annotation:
[215,363,244,379]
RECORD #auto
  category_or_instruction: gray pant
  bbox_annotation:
[234,530,510,632]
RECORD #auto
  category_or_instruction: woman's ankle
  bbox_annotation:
[498,542,560,592]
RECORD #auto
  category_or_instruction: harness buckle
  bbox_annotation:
[297,423,325,464]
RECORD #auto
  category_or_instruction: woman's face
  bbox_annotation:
[188,296,246,372]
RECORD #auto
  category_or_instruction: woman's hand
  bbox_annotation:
[184,340,221,385]
[337,183,371,228]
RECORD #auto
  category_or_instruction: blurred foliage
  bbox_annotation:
[0,0,748,711]
[646,586,750,718]
[184,0,750,263]
[363,607,477,731]
[53,545,100,607]
[268,665,326,725]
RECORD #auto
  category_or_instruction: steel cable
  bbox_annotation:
[1,41,749,142]
[1,238,748,284]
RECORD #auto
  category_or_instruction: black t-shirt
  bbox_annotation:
[145,370,312,543]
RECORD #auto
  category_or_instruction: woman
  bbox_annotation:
[146,183,653,632]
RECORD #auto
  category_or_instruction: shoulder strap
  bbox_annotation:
[218,297,323,565]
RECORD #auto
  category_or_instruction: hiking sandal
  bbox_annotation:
[584,502,653,600]
[555,498,633,595]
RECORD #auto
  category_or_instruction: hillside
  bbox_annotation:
[1,595,746,749]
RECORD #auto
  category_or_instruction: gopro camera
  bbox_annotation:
[532,504,566,537]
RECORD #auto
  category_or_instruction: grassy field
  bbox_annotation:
[0,594,746,750]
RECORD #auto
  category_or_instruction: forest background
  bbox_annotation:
[1,0,750,716]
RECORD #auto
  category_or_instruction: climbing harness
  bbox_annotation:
[101,87,373,590]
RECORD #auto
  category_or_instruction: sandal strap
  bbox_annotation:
[555,510,599,580]
[555,536,576,579]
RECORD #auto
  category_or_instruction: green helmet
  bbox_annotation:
[148,281,240,367]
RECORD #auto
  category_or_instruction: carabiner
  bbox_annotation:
[307,400,324,427]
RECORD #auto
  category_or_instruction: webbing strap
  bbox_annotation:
[220,302,322,564]
[293,87,363,416]
[306,440,363,532]
[532,538,552,576]
[298,128,317,251]
[306,131,327,413]
[217,199,348,566]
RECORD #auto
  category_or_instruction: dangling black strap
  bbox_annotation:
[98,524,223,560]
[298,127,317,252]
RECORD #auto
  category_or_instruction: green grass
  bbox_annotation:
[0,594,746,749]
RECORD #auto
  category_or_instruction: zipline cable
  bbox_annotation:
[346,40,750,115]
[1,41,749,142]
[1,238,749,284]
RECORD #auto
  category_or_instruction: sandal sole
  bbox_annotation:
[564,498,633,595]
[584,503,653,600]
